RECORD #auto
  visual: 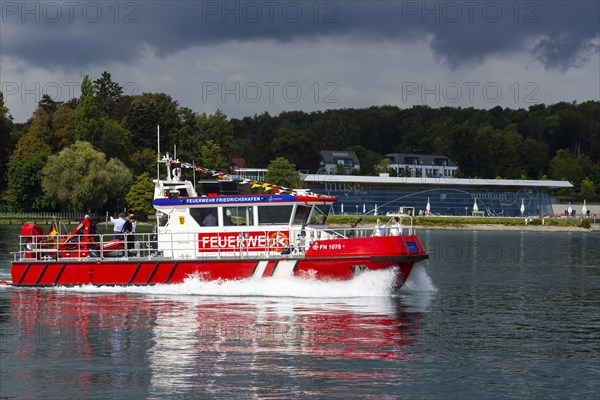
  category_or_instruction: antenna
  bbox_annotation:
[156,124,161,182]
[193,159,197,192]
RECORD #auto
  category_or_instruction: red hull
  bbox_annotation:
[10,257,424,287]
[10,236,427,288]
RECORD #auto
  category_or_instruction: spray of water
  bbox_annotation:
[399,265,437,294]
[51,266,435,298]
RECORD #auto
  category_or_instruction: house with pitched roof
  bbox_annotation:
[318,151,361,175]
[384,153,458,178]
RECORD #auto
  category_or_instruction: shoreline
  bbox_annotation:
[415,224,593,232]
[329,222,594,233]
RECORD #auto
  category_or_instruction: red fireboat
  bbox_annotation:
[9,154,428,288]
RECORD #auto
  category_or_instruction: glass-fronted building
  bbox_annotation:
[302,174,572,217]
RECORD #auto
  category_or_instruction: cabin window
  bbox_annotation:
[190,207,219,226]
[224,206,254,226]
[308,204,331,225]
[158,212,169,227]
[293,205,311,225]
[258,205,293,225]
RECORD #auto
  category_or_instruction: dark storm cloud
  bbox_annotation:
[1,0,598,70]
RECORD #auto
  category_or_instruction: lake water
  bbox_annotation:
[1,225,598,399]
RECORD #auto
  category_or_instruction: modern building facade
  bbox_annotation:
[302,174,572,217]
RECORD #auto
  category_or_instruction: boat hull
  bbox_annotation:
[10,235,427,288]
[10,255,427,288]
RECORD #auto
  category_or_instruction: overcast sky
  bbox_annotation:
[1,0,598,122]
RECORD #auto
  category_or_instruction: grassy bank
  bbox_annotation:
[327,215,593,231]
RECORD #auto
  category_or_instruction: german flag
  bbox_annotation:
[49,222,57,236]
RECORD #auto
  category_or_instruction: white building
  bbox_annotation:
[318,151,361,175]
[384,153,458,178]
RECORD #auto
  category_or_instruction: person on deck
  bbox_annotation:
[122,215,134,256]
[129,214,137,234]
[389,216,402,236]
[203,213,217,226]
[129,214,138,254]
[372,218,384,237]
[110,213,126,240]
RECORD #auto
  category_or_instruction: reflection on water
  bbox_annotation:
[1,283,433,399]
[2,227,598,399]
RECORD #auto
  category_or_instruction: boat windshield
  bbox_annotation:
[258,205,293,225]
[293,205,311,225]
[308,204,331,225]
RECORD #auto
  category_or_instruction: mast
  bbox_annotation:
[156,124,161,181]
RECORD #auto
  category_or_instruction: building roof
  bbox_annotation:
[320,150,360,165]
[230,157,246,169]
[302,174,573,189]
[385,153,457,167]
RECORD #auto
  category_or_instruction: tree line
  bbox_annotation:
[0,71,598,216]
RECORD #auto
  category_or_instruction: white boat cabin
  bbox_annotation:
[153,157,337,259]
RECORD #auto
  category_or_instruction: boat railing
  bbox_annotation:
[13,224,418,262]
[14,231,311,261]
[327,213,416,237]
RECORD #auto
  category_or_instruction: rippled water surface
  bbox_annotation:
[1,226,598,399]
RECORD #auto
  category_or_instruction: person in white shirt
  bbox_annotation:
[389,216,402,236]
[110,213,126,239]
[372,218,384,237]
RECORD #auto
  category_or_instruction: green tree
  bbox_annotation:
[39,94,62,113]
[195,112,235,158]
[75,75,103,145]
[252,112,277,167]
[5,135,52,211]
[125,173,155,219]
[97,117,133,161]
[93,71,123,117]
[551,109,585,155]
[42,141,133,212]
[0,92,14,193]
[580,178,596,198]
[488,127,524,179]
[522,137,549,179]
[171,107,199,162]
[27,106,53,146]
[130,148,159,177]
[271,127,320,172]
[347,145,380,175]
[123,93,179,150]
[313,112,360,150]
[200,140,228,173]
[549,149,586,184]
[52,104,77,150]
[376,158,392,175]
[267,157,300,188]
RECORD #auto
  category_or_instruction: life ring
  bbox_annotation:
[269,231,289,252]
